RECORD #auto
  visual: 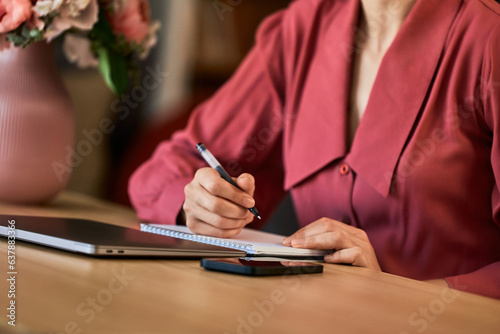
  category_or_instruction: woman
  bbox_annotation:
[129,0,500,299]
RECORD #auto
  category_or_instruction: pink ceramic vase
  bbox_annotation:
[0,42,75,204]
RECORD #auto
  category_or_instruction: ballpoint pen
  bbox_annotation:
[196,143,261,220]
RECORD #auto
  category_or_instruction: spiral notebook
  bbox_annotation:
[140,224,331,258]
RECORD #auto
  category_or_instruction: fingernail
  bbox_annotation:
[244,197,255,208]
[282,237,290,246]
[291,239,304,247]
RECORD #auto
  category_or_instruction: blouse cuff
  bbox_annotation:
[445,262,500,299]
[130,176,192,225]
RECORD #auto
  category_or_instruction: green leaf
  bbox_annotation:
[96,46,129,96]
[91,11,116,46]
[29,28,40,38]
[9,35,25,46]
[90,10,131,95]
[21,26,31,38]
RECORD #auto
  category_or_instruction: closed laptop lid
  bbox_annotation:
[0,215,245,258]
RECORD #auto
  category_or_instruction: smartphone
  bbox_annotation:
[201,258,323,276]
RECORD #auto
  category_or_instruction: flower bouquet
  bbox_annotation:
[0,0,160,95]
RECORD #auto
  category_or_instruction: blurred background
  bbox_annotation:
[59,0,292,206]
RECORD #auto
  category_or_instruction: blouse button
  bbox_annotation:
[339,164,349,176]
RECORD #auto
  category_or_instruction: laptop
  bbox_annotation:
[0,214,246,258]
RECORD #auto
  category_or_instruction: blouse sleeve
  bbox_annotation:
[128,10,288,227]
[444,24,500,299]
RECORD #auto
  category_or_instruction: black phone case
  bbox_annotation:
[201,258,323,276]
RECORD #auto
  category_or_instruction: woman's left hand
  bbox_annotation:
[283,217,381,271]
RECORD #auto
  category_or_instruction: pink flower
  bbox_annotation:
[63,33,98,68]
[43,0,99,41]
[29,0,63,31]
[107,0,151,45]
[0,0,32,34]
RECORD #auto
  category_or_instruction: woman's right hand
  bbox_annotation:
[181,167,257,238]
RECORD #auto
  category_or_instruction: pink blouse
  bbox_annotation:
[129,0,500,299]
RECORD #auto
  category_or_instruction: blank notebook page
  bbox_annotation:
[140,224,331,257]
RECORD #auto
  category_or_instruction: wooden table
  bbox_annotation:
[1,192,499,334]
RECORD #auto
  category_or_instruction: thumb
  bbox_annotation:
[236,173,256,197]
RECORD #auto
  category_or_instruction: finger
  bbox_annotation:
[324,247,362,266]
[186,218,245,238]
[289,231,355,250]
[196,186,252,220]
[235,173,256,198]
[186,202,252,229]
[185,177,250,220]
[283,218,348,245]
[184,187,253,227]
[197,168,255,209]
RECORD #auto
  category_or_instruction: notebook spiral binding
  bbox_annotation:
[140,224,255,253]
